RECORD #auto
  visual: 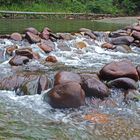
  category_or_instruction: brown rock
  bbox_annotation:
[45,56,57,63]
[40,27,50,40]
[81,77,110,99]
[132,31,140,40]
[107,77,138,90]
[100,60,139,81]
[15,48,33,59]
[10,33,22,41]
[58,33,73,40]
[25,32,41,43]
[75,41,87,49]
[84,32,97,40]
[44,82,85,108]
[9,55,29,66]
[6,45,18,56]
[38,43,53,53]
[54,71,82,85]
[24,27,39,35]
[101,43,115,49]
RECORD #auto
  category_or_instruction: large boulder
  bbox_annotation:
[40,27,51,40]
[44,82,85,108]
[10,33,22,41]
[107,77,138,90]
[100,60,139,81]
[24,27,39,35]
[54,71,82,85]
[110,36,134,45]
[81,77,110,99]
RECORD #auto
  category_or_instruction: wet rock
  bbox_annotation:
[136,65,140,79]
[0,73,49,95]
[84,32,97,40]
[132,31,140,40]
[79,28,92,33]
[10,33,22,41]
[80,73,99,81]
[38,43,53,53]
[58,33,74,40]
[6,45,18,56]
[83,39,96,45]
[101,43,115,49]
[44,82,85,108]
[109,30,128,38]
[111,36,134,45]
[54,71,82,85]
[15,48,33,59]
[40,39,55,50]
[25,32,41,43]
[107,77,138,90]
[81,77,110,99]
[24,27,39,35]
[75,41,87,49]
[9,55,29,66]
[57,41,71,51]
[45,55,57,63]
[115,45,132,53]
[32,52,40,59]
[40,27,50,40]
[100,60,139,81]
[124,89,140,102]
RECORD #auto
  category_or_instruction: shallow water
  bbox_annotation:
[0,19,128,34]
[0,34,140,140]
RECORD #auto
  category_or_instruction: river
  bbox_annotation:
[0,18,140,140]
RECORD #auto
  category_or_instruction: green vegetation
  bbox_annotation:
[0,0,139,15]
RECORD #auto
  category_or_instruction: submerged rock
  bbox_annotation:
[44,82,85,108]
[100,60,139,81]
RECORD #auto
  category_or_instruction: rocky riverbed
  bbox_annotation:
[0,20,140,139]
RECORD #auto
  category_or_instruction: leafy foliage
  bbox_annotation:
[0,0,139,15]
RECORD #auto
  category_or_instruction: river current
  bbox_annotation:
[0,35,140,140]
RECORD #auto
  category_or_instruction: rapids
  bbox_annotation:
[0,35,140,140]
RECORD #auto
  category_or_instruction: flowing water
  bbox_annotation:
[0,19,140,140]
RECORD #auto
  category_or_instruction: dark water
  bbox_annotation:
[0,19,127,34]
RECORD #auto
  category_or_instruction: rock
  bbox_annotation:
[38,43,53,53]
[80,73,99,81]
[57,41,71,51]
[40,27,50,40]
[100,60,139,81]
[32,52,40,59]
[81,77,110,99]
[45,55,57,63]
[9,55,29,66]
[10,33,22,41]
[58,33,74,40]
[79,28,92,32]
[24,27,39,35]
[101,43,115,49]
[84,32,96,40]
[115,45,132,53]
[15,48,33,59]
[136,65,140,79]
[6,45,18,56]
[124,89,140,102]
[54,71,82,85]
[75,41,87,49]
[107,77,138,90]
[132,31,140,40]
[111,36,134,45]
[40,39,55,50]
[44,82,85,108]
[109,30,128,38]
[25,32,41,43]
[0,72,49,95]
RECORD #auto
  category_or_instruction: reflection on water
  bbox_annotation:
[0,19,127,34]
